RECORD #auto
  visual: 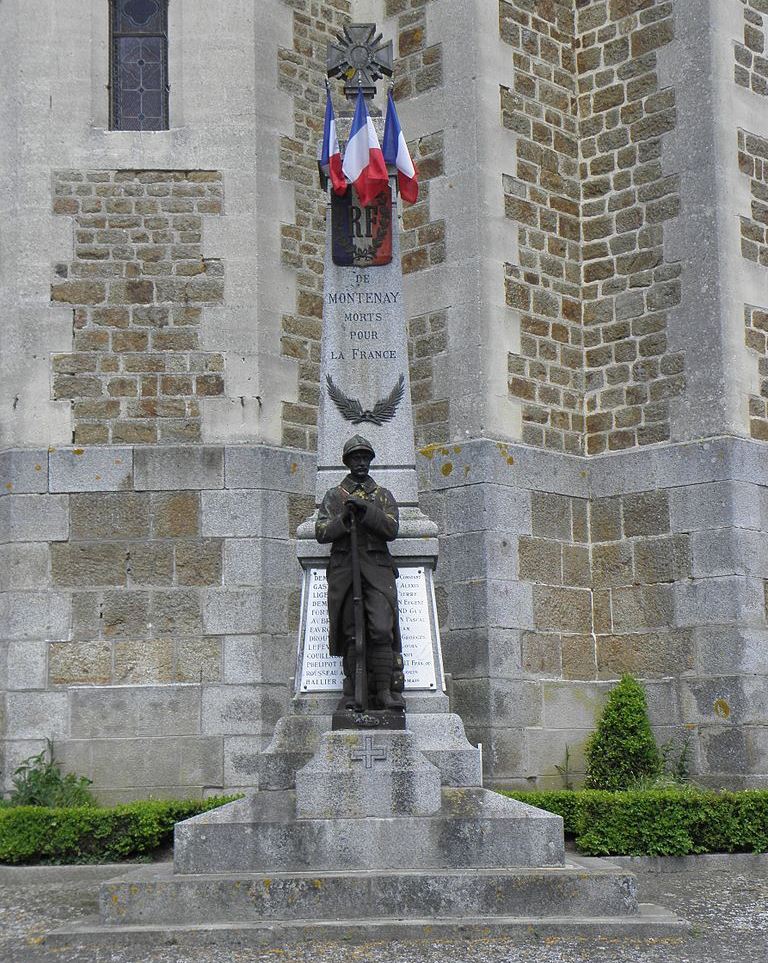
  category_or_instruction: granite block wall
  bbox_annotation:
[0,446,313,801]
[420,437,768,790]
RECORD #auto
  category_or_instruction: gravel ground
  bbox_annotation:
[0,861,766,963]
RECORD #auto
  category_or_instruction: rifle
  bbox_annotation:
[348,508,368,711]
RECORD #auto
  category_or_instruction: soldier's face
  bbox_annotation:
[347,452,372,479]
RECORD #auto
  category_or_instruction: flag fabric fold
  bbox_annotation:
[341,89,389,207]
[321,88,347,196]
[383,90,419,204]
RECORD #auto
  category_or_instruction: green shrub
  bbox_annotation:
[584,675,662,791]
[8,741,96,808]
[498,787,768,856]
[0,795,240,865]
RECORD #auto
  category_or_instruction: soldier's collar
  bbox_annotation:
[342,474,376,494]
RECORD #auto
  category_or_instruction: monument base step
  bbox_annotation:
[46,905,689,949]
[96,859,641,925]
[173,788,564,873]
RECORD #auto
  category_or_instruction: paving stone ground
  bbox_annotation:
[0,860,766,963]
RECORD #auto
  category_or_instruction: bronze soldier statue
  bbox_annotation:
[316,435,406,713]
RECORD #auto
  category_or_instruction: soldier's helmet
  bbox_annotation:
[342,435,376,464]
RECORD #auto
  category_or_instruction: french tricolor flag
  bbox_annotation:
[383,91,418,204]
[342,89,389,208]
[321,88,346,197]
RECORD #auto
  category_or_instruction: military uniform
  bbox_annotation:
[316,437,404,710]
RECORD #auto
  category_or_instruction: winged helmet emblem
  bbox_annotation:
[326,373,405,426]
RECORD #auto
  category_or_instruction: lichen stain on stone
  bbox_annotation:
[263,878,272,893]
[73,448,85,455]
[419,443,440,460]
[290,462,298,474]
[441,462,453,476]
[714,698,730,719]
[95,474,102,481]
[464,465,471,476]
[453,445,462,454]
[507,456,515,465]
[34,464,42,471]
[5,482,12,490]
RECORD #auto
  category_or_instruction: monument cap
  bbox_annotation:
[342,434,376,463]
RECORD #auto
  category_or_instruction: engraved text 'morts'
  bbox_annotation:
[332,186,392,267]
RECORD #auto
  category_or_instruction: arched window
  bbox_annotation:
[110,0,169,130]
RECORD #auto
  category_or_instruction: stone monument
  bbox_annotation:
[46,24,686,949]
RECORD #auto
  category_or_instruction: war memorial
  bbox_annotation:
[0,0,767,945]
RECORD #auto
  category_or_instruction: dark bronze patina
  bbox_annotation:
[316,436,406,731]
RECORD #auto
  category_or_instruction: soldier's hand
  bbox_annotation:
[347,496,368,514]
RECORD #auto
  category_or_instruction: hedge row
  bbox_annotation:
[0,796,238,865]
[502,788,768,856]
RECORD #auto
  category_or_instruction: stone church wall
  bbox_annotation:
[3,0,768,797]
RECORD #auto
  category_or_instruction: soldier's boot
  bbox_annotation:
[376,686,405,711]
[369,648,405,710]
[338,653,357,709]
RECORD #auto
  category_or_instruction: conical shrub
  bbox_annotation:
[584,674,662,790]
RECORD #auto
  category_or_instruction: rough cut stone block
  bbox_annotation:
[225,446,315,493]
[202,490,288,538]
[70,493,150,539]
[0,450,48,494]
[611,584,673,630]
[134,447,223,491]
[533,586,592,632]
[0,495,68,543]
[622,491,670,537]
[0,592,71,641]
[296,731,442,819]
[69,685,201,738]
[51,543,128,587]
[5,691,69,738]
[50,448,133,492]
[201,685,263,735]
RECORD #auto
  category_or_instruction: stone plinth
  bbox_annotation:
[258,701,482,790]
[173,789,564,875]
[295,730,441,818]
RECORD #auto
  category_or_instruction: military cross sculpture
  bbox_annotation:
[327,23,393,99]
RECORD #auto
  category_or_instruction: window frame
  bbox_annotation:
[108,0,170,131]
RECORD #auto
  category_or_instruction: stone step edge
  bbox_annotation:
[115,858,629,883]
[46,905,690,948]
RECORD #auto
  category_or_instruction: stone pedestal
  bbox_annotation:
[295,730,441,818]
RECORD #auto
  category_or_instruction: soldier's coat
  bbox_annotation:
[316,473,402,657]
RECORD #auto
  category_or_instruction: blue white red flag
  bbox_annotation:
[383,90,418,204]
[321,88,346,196]
[341,89,389,207]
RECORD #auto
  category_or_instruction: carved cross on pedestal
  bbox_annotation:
[351,735,387,769]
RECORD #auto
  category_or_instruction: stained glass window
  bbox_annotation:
[110,0,169,131]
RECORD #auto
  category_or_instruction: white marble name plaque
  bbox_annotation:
[297,566,438,692]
